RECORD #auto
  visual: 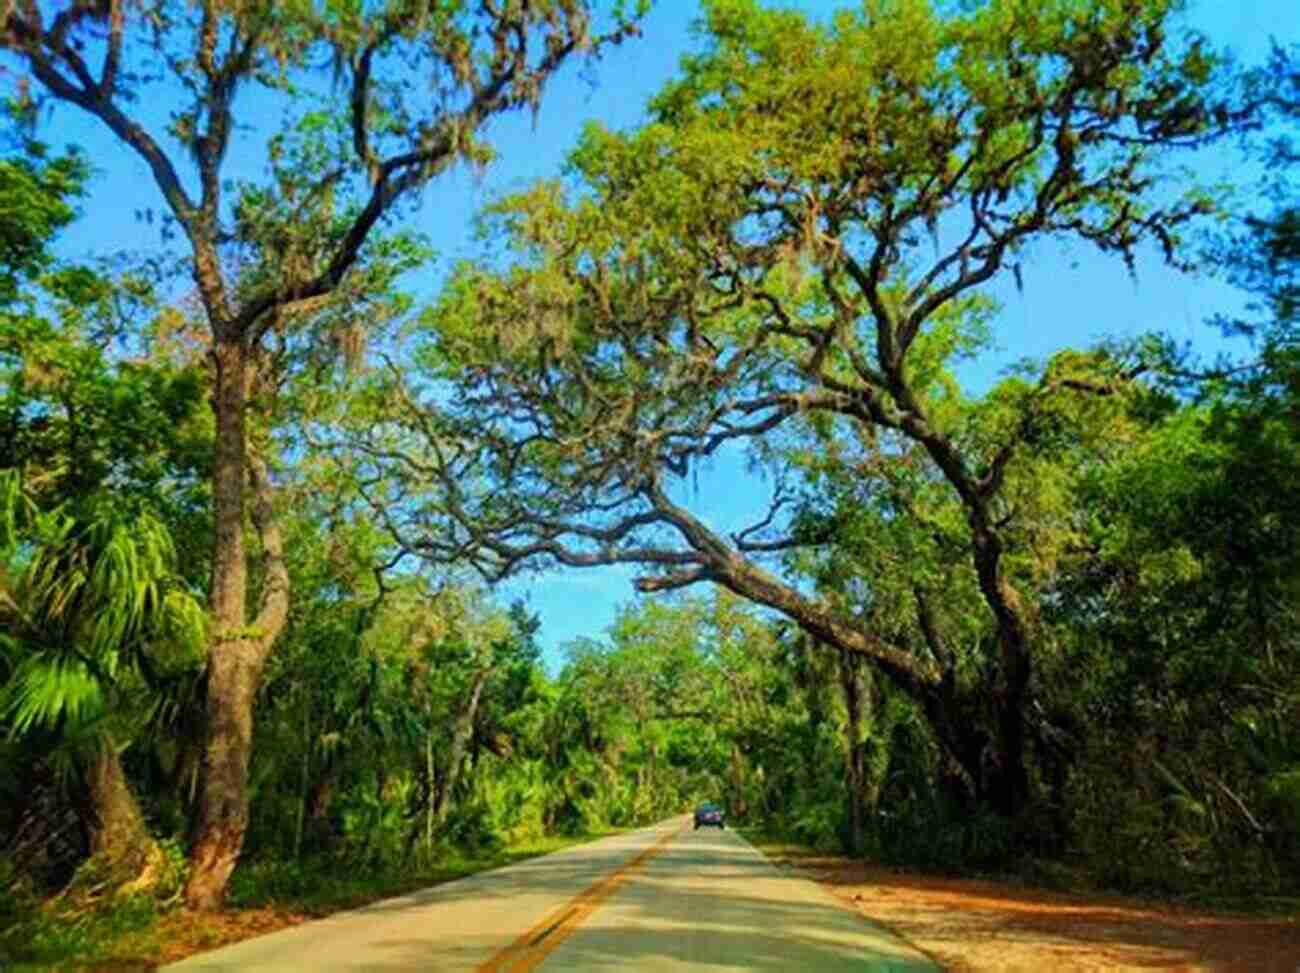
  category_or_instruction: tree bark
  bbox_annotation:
[73,739,167,898]
[185,640,264,908]
[837,648,866,856]
[970,530,1032,818]
[83,743,151,856]
[433,667,491,826]
[184,339,289,909]
[185,336,253,909]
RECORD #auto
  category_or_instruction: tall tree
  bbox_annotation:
[0,0,645,907]
[330,0,1251,816]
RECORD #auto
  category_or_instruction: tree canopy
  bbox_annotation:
[322,0,1257,816]
[2,2,1299,960]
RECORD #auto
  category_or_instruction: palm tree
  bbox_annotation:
[0,470,205,897]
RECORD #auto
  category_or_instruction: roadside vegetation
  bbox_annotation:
[1,0,1298,968]
[1,831,620,969]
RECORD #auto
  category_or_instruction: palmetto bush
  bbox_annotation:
[0,470,204,898]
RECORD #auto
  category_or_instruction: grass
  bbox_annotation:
[226,832,622,915]
[0,830,625,972]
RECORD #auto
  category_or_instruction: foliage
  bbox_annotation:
[322,0,1262,837]
[1,0,651,909]
[3,4,1300,959]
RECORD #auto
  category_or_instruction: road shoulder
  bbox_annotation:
[752,841,1300,973]
[161,823,678,971]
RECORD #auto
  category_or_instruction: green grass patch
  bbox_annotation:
[228,831,623,915]
[0,893,160,973]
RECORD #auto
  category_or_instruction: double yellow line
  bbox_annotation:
[476,823,686,973]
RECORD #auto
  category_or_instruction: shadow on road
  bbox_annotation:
[353,827,938,971]
[169,823,939,972]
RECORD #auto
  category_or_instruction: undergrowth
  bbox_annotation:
[741,820,1300,917]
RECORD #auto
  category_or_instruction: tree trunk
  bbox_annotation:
[989,711,1029,816]
[969,526,1032,817]
[837,649,865,855]
[184,337,290,910]
[433,668,491,826]
[918,677,1037,819]
[84,743,151,857]
[185,641,264,908]
[72,739,167,898]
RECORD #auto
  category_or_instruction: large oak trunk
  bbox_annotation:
[184,338,261,910]
[981,579,1032,817]
[186,644,264,908]
[919,677,1032,820]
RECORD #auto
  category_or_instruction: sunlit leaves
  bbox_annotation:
[0,147,86,305]
[0,654,102,737]
[0,472,206,740]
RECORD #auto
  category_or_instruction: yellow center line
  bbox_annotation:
[476,823,687,973]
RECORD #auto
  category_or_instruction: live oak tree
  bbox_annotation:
[0,0,645,908]
[330,0,1253,817]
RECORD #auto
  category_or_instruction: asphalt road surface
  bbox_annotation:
[166,817,939,972]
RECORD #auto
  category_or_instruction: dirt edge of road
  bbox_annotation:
[752,841,1300,973]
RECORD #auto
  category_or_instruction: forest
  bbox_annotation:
[1,0,1298,966]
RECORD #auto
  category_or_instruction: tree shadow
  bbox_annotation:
[169,825,938,970]
[358,828,940,971]
[777,851,1300,972]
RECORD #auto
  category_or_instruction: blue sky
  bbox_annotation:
[45,0,1299,667]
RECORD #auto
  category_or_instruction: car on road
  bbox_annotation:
[694,802,725,829]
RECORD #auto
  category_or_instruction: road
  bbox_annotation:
[166,817,939,972]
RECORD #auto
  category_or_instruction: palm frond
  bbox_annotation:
[2,481,206,741]
[1,653,103,736]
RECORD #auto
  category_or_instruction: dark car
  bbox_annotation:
[694,802,725,829]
